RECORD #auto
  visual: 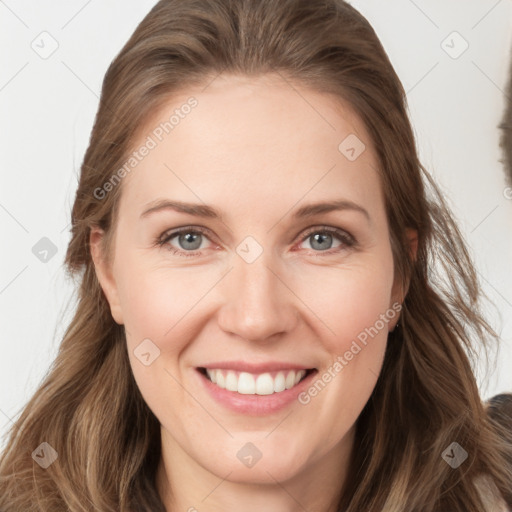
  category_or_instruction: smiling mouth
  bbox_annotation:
[198,367,316,395]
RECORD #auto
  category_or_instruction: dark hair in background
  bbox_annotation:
[0,1,511,510]
[499,48,512,187]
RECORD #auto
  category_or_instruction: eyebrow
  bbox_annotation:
[140,198,371,223]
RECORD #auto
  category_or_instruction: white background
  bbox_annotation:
[1,0,512,448]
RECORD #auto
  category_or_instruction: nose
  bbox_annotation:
[216,252,299,343]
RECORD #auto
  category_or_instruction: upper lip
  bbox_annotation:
[199,361,315,373]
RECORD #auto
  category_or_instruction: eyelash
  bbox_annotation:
[155,225,357,258]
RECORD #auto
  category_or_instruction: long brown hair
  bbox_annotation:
[1,1,511,510]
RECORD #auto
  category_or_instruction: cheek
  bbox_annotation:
[292,257,395,354]
[331,279,392,350]
[116,264,202,422]
[116,260,209,345]
[293,261,394,433]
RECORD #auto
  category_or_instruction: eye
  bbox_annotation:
[155,225,356,257]
[156,226,214,257]
[296,226,356,255]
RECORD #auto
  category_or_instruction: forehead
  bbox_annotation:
[119,73,384,222]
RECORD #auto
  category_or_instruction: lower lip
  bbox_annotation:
[196,368,318,415]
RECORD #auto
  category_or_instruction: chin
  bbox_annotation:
[196,441,312,485]
[217,462,303,486]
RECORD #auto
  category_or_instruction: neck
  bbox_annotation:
[156,426,355,512]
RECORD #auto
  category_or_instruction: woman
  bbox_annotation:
[0,0,510,510]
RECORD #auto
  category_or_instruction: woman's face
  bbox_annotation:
[92,73,408,485]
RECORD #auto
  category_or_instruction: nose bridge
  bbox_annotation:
[217,247,298,342]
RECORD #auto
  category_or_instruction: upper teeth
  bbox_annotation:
[205,369,307,395]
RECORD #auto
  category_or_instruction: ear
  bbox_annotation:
[90,226,124,325]
[388,228,418,330]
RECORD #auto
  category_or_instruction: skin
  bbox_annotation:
[90,73,417,512]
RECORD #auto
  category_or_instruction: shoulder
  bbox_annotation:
[485,393,512,448]
[485,393,512,421]
[478,393,512,512]
[474,474,509,512]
